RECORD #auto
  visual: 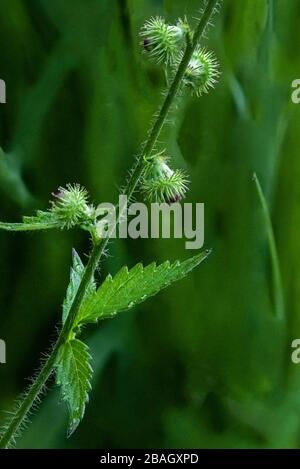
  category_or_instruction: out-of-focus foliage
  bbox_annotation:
[0,0,299,449]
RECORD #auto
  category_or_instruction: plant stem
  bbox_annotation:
[0,350,57,448]
[0,242,103,449]
[0,0,219,448]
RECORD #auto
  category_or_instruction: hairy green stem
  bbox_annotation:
[0,242,104,449]
[0,350,57,448]
[0,0,219,448]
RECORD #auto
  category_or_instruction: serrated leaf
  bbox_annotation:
[55,339,93,437]
[76,250,211,326]
[62,249,96,324]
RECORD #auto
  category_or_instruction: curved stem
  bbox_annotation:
[0,0,219,448]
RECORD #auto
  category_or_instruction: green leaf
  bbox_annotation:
[0,211,61,232]
[62,249,96,324]
[76,250,211,326]
[55,339,93,437]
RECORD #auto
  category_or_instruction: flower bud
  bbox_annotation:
[181,47,220,96]
[140,17,185,65]
[142,153,189,204]
[51,184,91,229]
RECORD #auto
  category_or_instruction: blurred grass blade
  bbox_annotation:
[0,147,32,206]
[253,173,285,321]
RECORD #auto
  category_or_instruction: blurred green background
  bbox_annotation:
[0,0,299,449]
